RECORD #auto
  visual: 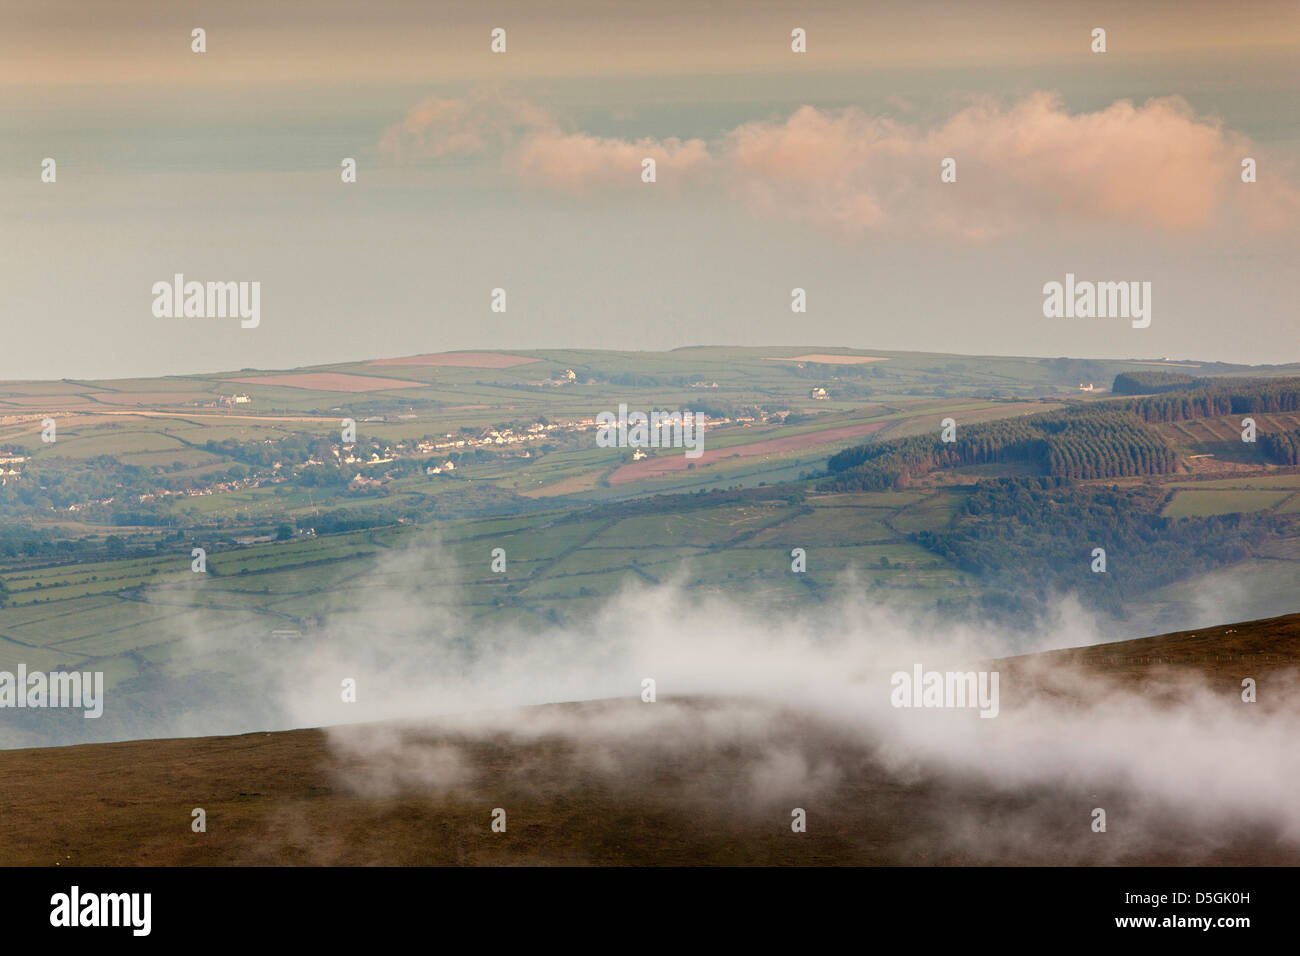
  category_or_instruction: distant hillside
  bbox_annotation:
[825,375,1300,492]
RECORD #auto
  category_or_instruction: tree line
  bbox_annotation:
[822,407,1174,490]
[822,376,1299,491]
[1261,428,1300,466]
[1114,376,1300,423]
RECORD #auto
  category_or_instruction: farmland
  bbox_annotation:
[3,473,1298,750]
[1,347,1299,748]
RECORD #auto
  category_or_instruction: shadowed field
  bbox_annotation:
[1,613,1298,866]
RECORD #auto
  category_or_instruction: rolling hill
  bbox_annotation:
[3,612,1297,866]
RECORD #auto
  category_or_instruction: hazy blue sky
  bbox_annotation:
[2,0,1297,379]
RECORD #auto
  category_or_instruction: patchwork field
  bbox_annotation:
[766,354,890,364]
[369,352,540,368]
[1163,489,1295,517]
[2,348,1298,752]
[0,489,987,732]
[223,373,430,392]
[1155,413,1300,472]
[606,421,888,484]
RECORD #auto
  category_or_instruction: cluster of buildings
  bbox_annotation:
[335,446,392,466]
[526,369,579,387]
[407,418,594,456]
[0,454,27,483]
[194,394,252,408]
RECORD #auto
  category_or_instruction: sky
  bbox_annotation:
[1,0,1298,380]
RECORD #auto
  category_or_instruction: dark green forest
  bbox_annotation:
[916,477,1290,617]
[1261,428,1300,466]
[822,376,1300,492]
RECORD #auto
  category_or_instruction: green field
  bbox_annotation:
[2,347,1299,746]
[0,488,990,690]
[1162,489,1293,517]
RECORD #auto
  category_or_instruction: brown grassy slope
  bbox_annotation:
[1,613,1298,867]
[988,612,1300,709]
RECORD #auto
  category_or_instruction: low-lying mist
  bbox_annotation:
[8,532,1299,858]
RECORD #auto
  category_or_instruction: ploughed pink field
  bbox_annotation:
[607,421,887,484]
[766,354,890,365]
[223,373,428,392]
[369,352,539,368]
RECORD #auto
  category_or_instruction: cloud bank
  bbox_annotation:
[379,90,1300,239]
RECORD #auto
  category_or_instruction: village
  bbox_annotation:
[0,401,773,516]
